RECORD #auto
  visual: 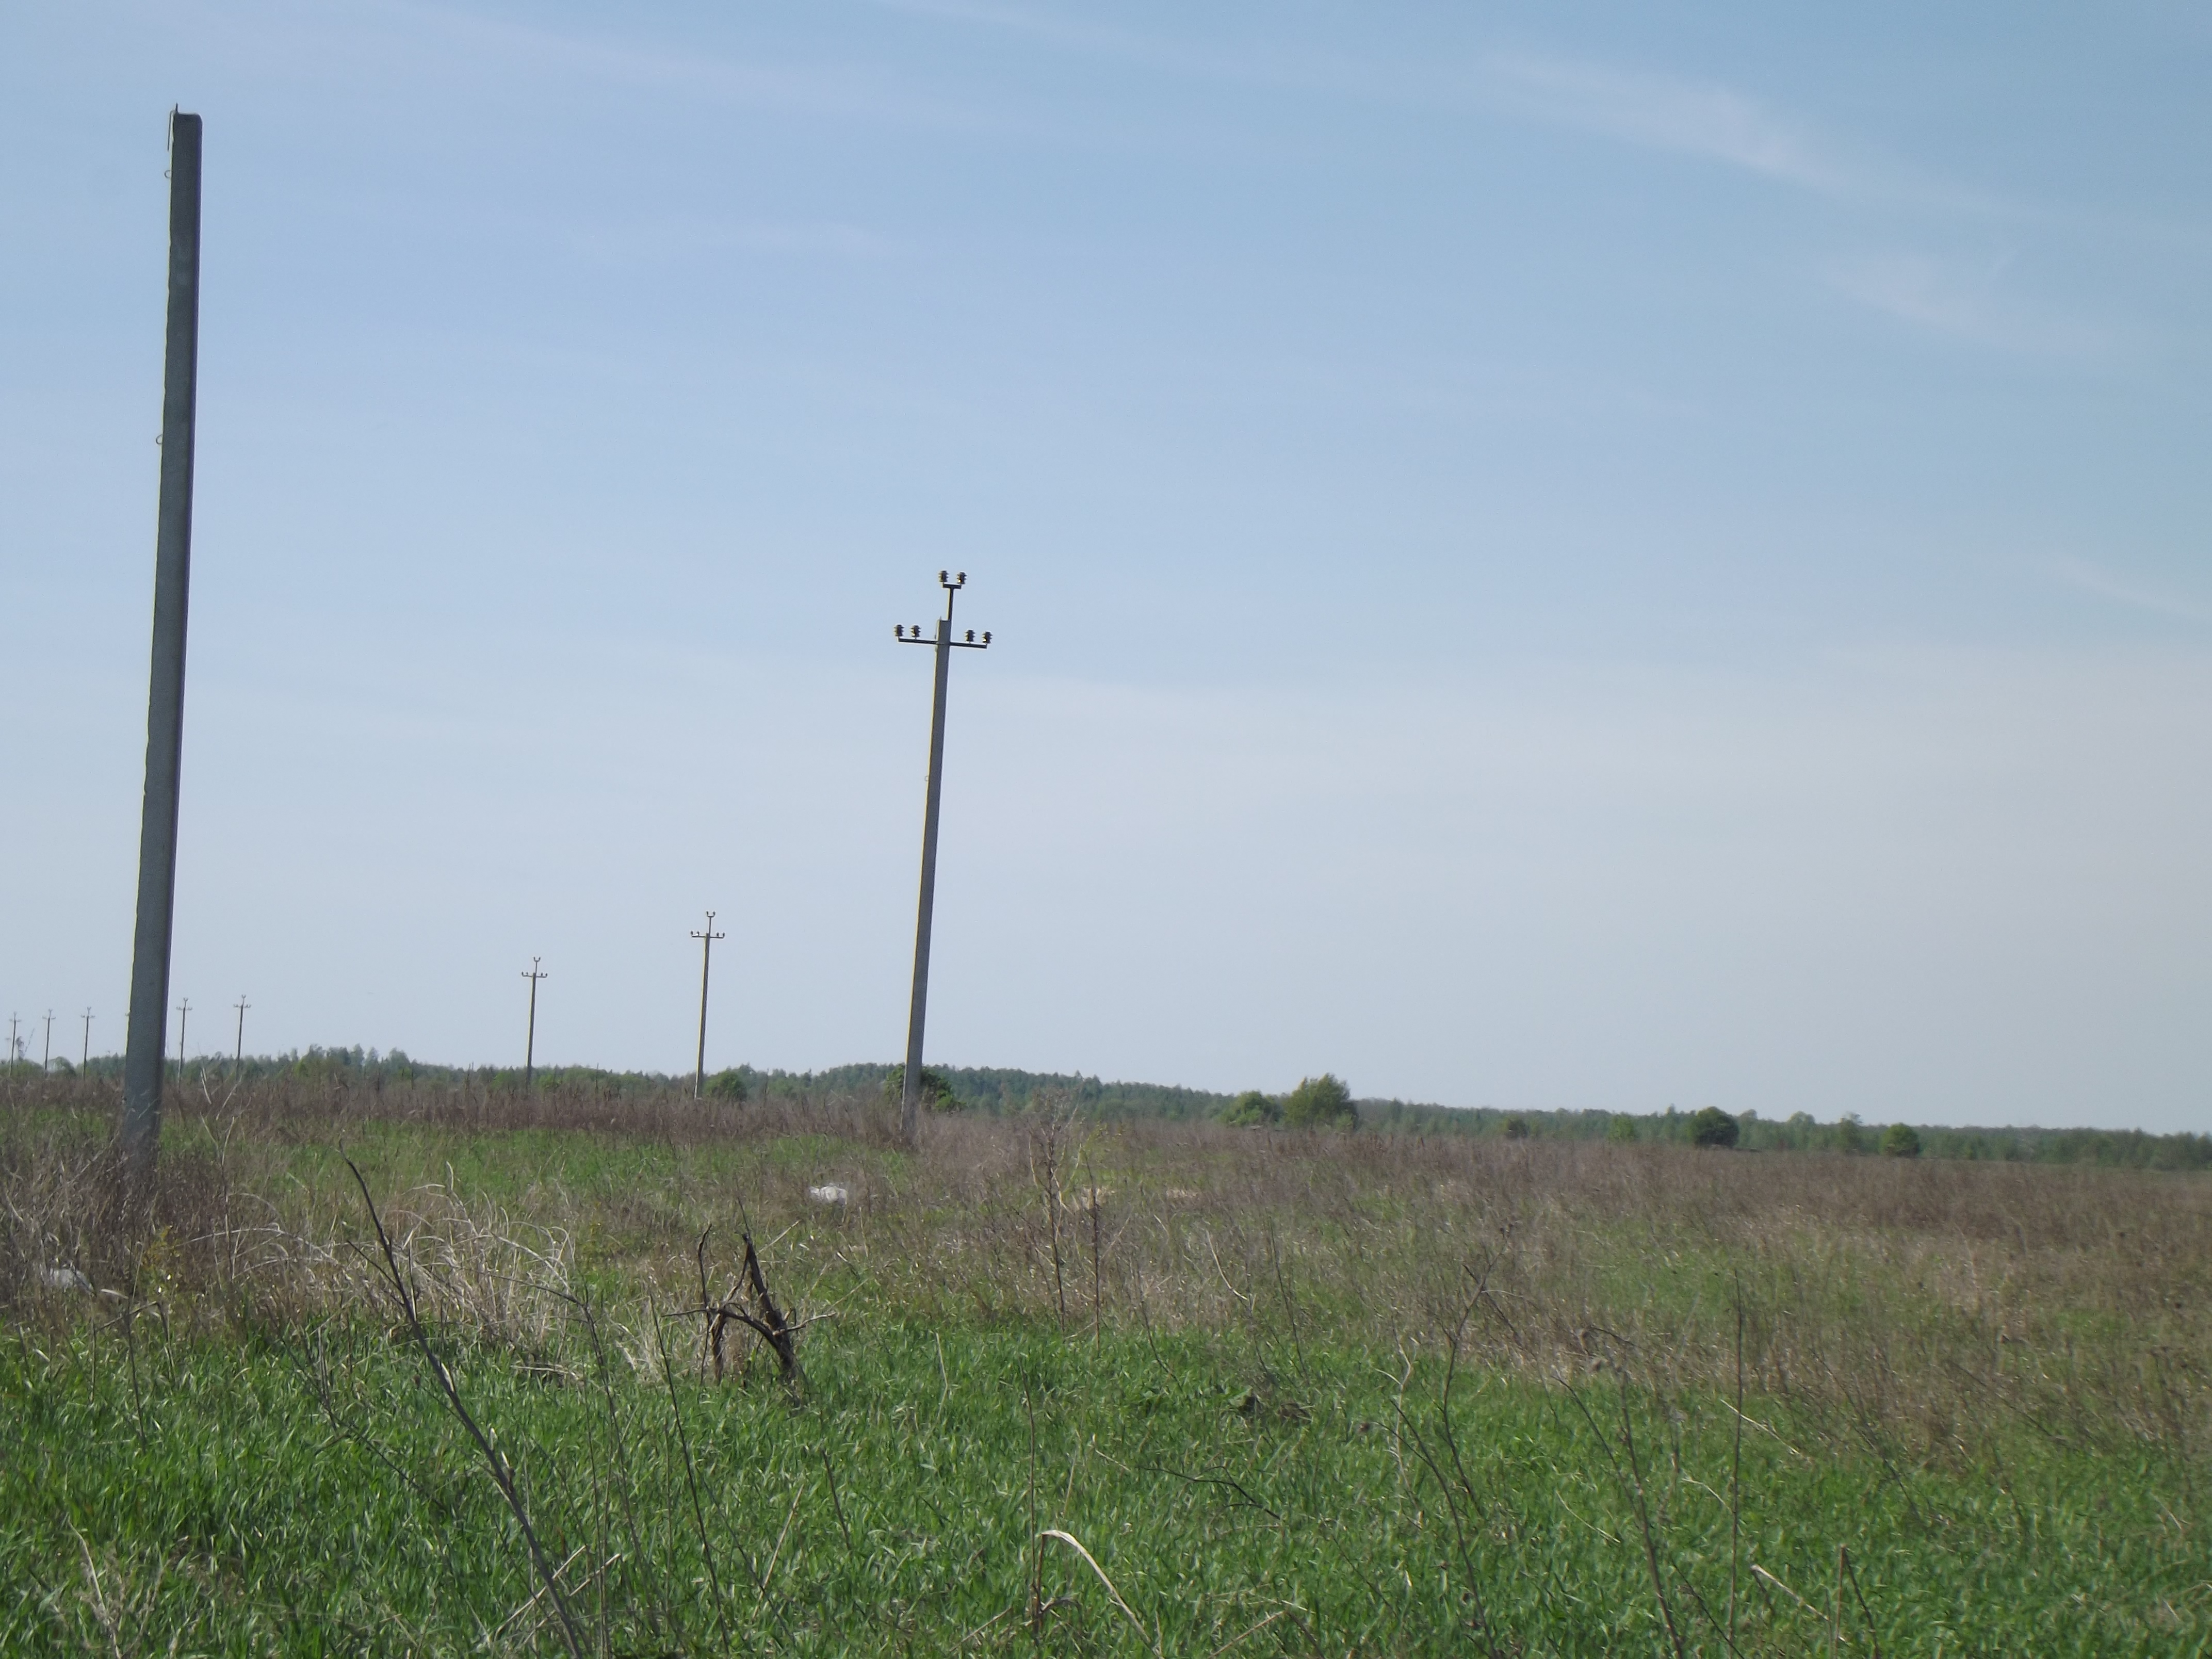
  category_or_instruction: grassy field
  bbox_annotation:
[3,1075,2207,1655]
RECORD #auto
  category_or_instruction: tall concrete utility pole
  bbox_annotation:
[82,1010,94,1071]
[232,995,249,1073]
[121,111,204,1175]
[892,571,991,1145]
[42,1012,53,1074]
[690,911,724,1099]
[521,958,548,1089]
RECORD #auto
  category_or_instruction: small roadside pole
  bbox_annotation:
[232,995,249,1074]
[42,1012,53,1074]
[121,110,205,1178]
[81,1010,93,1071]
[892,571,991,1146]
[521,958,548,1089]
[690,911,725,1099]
[175,998,191,1078]
[7,1015,18,1070]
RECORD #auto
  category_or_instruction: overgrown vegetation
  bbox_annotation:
[54,1048,2210,1168]
[2,1069,2206,1652]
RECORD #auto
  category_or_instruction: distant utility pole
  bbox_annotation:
[892,571,991,1146]
[121,110,205,1176]
[521,958,548,1089]
[42,1012,53,1074]
[82,1010,93,1071]
[690,911,725,1099]
[175,999,191,1077]
[7,1015,18,1071]
[232,994,249,1073]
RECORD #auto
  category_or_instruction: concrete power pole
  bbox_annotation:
[82,1010,94,1071]
[232,994,249,1074]
[690,911,724,1099]
[121,111,204,1175]
[891,571,991,1145]
[521,958,548,1090]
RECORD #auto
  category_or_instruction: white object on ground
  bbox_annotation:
[807,1184,850,1205]
[38,1265,93,1293]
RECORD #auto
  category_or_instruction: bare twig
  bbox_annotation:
[698,1228,804,1391]
[344,1159,584,1659]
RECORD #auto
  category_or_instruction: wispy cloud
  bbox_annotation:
[1470,51,2136,235]
[1827,252,2119,357]
[1480,53,1859,193]
[2051,558,2211,623]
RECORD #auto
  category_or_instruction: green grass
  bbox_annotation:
[4,1312,2204,1653]
[4,1093,2209,1654]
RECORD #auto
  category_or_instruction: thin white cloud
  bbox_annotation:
[1481,53,1857,193]
[2051,558,2211,623]
[1471,51,2157,238]
[1827,252,2119,357]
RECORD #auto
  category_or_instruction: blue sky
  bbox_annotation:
[3,2,2208,1128]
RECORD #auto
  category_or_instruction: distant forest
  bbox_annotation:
[24,1047,2209,1171]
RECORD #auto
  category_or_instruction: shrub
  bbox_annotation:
[1881,1123,1923,1159]
[1281,1074,1356,1130]
[1606,1115,1638,1145]
[1689,1107,1740,1149]
[1836,1114,1865,1155]
[705,1069,748,1102]
[1502,1115,1532,1141]
[879,1067,958,1112]
[1222,1090,1281,1127]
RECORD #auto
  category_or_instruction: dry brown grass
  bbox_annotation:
[6,1072,2207,1466]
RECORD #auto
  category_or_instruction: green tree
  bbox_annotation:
[1222,1089,1281,1127]
[1281,1074,1356,1130]
[1880,1122,1922,1159]
[1502,1114,1532,1141]
[705,1069,748,1102]
[1836,1113,1865,1155]
[1606,1114,1638,1145]
[880,1067,958,1112]
[1689,1107,1740,1149]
